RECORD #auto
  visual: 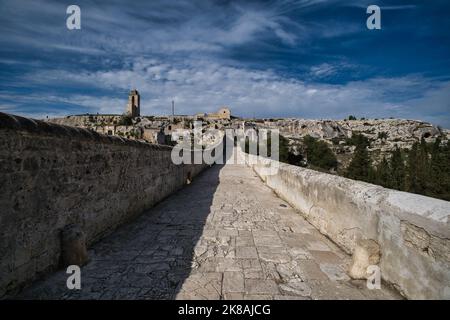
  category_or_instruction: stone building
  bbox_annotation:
[212,107,231,120]
[126,89,140,118]
[143,128,165,144]
[196,107,231,120]
[95,125,143,140]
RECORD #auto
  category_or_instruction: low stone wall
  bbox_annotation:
[243,152,450,299]
[0,112,207,298]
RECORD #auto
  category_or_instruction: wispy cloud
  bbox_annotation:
[5,57,449,127]
[0,0,449,128]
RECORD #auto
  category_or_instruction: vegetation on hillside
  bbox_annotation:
[345,137,450,201]
[244,132,336,171]
[345,133,371,148]
[303,135,338,171]
[244,129,449,201]
[118,115,133,126]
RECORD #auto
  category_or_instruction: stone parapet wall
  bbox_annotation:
[0,112,207,298]
[242,151,450,299]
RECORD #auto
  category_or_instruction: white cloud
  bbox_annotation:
[0,0,448,128]
[11,58,450,128]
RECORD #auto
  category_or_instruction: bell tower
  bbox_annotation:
[126,89,140,117]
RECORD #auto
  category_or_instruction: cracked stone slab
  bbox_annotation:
[222,271,244,293]
[236,246,258,259]
[245,279,280,295]
[279,279,312,297]
[16,161,400,300]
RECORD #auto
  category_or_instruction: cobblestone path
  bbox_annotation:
[19,163,400,300]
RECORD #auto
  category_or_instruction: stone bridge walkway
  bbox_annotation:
[19,163,400,300]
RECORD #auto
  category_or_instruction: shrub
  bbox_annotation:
[303,135,338,170]
[345,133,371,148]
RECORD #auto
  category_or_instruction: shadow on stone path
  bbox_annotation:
[17,160,401,300]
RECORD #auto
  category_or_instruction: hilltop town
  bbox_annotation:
[48,90,233,145]
[2,90,450,300]
[47,89,449,169]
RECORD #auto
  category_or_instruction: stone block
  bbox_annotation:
[223,271,244,293]
[348,239,380,280]
[61,224,89,267]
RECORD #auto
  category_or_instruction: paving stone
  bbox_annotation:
[310,250,342,264]
[223,292,244,300]
[244,294,273,300]
[305,241,331,251]
[308,280,366,300]
[176,272,223,300]
[288,247,312,260]
[236,246,258,259]
[276,261,304,281]
[319,263,350,281]
[257,246,290,263]
[260,261,282,281]
[214,257,242,272]
[296,260,328,281]
[279,279,312,297]
[223,271,244,293]
[17,162,399,300]
[245,279,280,295]
[274,295,311,300]
[236,236,254,247]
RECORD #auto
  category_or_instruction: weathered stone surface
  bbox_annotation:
[223,272,244,293]
[320,263,350,281]
[279,279,311,296]
[0,114,208,297]
[235,246,258,259]
[348,239,380,280]
[15,154,398,300]
[246,150,450,300]
[61,224,89,267]
[245,279,280,295]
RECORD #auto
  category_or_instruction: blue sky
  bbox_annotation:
[0,0,449,127]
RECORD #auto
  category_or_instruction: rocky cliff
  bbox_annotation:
[255,118,448,168]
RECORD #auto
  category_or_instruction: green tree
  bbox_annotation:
[374,156,391,188]
[389,147,406,190]
[406,142,419,193]
[406,139,430,195]
[303,135,338,171]
[345,144,372,182]
[244,133,302,166]
[428,139,450,200]
[377,131,388,140]
[345,133,371,148]
[118,115,133,126]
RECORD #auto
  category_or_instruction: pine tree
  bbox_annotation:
[345,144,372,182]
[416,138,431,194]
[389,147,406,190]
[406,142,419,193]
[303,135,338,171]
[375,156,391,188]
[429,139,450,201]
[406,139,430,195]
[444,141,450,200]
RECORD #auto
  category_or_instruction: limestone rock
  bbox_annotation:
[279,279,312,297]
[348,239,380,279]
[61,224,89,267]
